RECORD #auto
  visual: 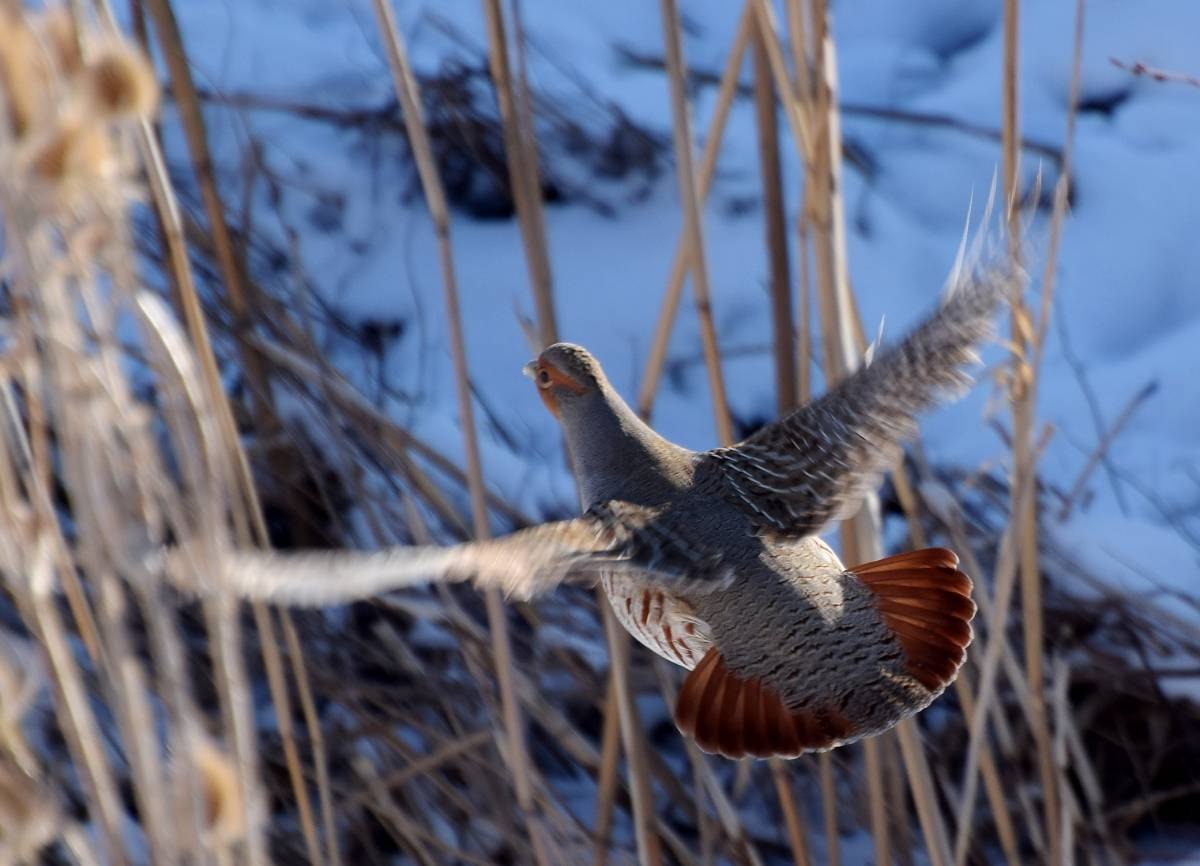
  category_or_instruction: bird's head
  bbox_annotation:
[523,342,605,419]
[523,342,677,501]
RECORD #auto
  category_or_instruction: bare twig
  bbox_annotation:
[1058,381,1155,521]
[1109,58,1200,88]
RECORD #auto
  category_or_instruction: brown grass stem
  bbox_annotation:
[136,4,331,861]
[658,0,734,447]
[481,0,558,348]
[754,25,798,413]
[600,610,665,866]
[367,4,550,863]
[636,2,753,421]
[1000,0,1062,861]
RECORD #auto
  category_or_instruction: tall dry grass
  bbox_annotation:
[0,7,267,864]
[1,2,1196,865]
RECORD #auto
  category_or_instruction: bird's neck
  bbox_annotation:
[563,388,691,506]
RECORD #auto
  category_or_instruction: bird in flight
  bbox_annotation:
[203,267,1011,759]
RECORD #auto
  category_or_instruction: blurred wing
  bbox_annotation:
[194,500,730,607]
[701,267,1015,538]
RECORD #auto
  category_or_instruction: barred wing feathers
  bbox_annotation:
[703,267,1015,538]
[193,501,731,606]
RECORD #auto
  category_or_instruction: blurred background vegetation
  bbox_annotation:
[0,1,1197,865]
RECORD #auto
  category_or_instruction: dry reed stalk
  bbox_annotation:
[805,32,857,386]
[355,757,442,866]
[883,736,915,866]
[771,4,858,862]
[783,0,813,106]
[368,4,551,864]
[19,563,127,864]
[599,609,664,866]
[245,607,323,863]
[262,252,346,862]
[133,302,242,853]
[6,274,103,668]
[636,1,753,420]
[771,762,813,866]
[66,278,180,862]
[481,0,558,348]
[895,720,952,866]
[639,7,749,858]
[878,386,1019,863]
[2,382,117,856]
[504,0,564,342]
[693,752,717,866]
[796,7,867,862]
[591,680,622,866]
[280,615,343,866]
[754,0,813,160]
[141,0,278,440]
[135,3,329,861]
[753,25,797,413]
[0,27,160,858]
[952,669,1022,866]
[793,3,957,860]
[952,525,1022,859]
[698,760,765,866]
[862,737,890,865]
[795,210,813,405]
[652,674,764,866]
[484,8,666,858]
[752,22,817,865]
[92,577,177,866]
[644,659,717,865]
[246,332,531,528]
[1041,0,1089,502]
[1029,0,1088,859]
[999,0,1062,861]
[658,0,734,447]
[816,752,841,866]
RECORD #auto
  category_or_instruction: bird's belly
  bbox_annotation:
[692,562,924,739]
[600,573,712,670]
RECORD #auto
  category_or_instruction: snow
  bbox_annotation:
[150,0,1198,852]
[154,0,1199,679]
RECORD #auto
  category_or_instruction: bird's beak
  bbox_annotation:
[521,360,538,380]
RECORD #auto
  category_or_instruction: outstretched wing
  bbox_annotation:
[179,500,731,607]
[699,267,1015,538]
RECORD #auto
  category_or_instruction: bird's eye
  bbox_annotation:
[537,369,552,387]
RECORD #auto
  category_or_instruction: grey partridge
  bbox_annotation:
[209,266,1012,759]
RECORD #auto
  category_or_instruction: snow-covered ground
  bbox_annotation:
[161,0,1196,711]
[119,0,1200,861]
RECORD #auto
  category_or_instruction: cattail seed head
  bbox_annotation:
[22,113,113,186]
[187,737,257,848]
[81,45,157,119]
[0,7,54,139]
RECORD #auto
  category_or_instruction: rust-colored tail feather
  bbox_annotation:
[852,547,976,693]
[673,547,975,759]
[674,649,855,760]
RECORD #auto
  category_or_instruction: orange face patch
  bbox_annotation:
[531,360,587,415]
